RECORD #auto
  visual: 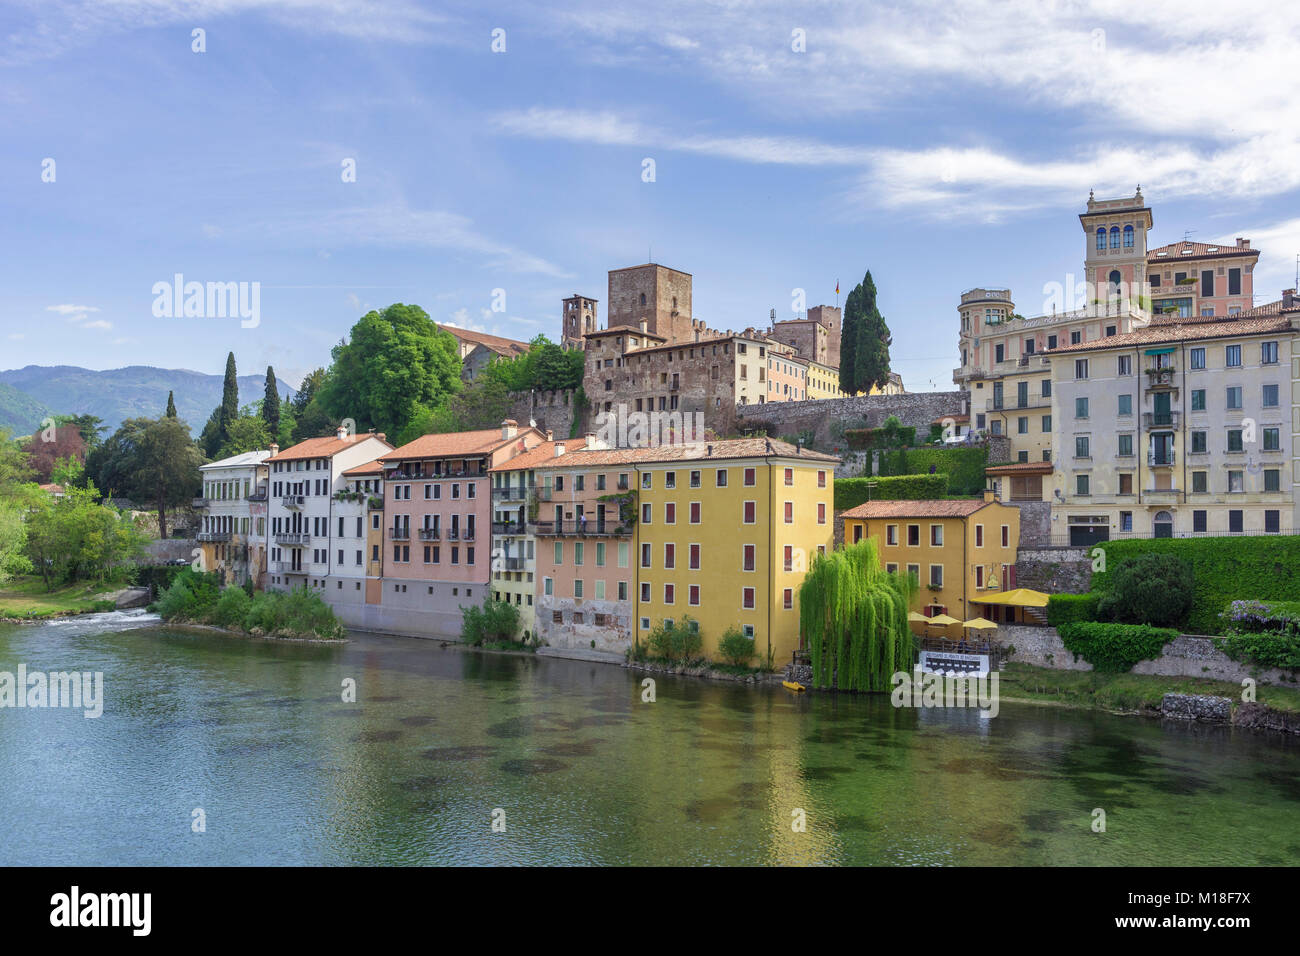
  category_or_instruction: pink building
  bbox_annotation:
[375,421,544,638]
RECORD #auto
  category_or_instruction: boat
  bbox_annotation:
[782,680,806,693]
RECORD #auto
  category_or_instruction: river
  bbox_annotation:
[1,611,1298,865]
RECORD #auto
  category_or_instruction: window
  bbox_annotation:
[783,545,794,572]
[715,469,728,487]
[1225,344,1241,367]
[1263,384,1279,407]
[1192,471,1207,494]
[690,585,700,606]
[1076,474,1090,496]
[1226,387,1242,410]
[1095,228,1106,250]
[689,470,700,488]
[1071,331,1082,345]
[689,502,701,524]
[1075,436,1090,459]
[886,524,899,546]
[1118,473,1133,495]
[1201,270,1214,298]
[1118,394,1132,416]
[929,565,943,588]
[640,543,651,567]
[783,588,793,610]
[1042,415,1052,432]
[1000,525,1009,548]
[1228,471,1244,493]
[1109,226,1120,249]
[742,588,755,610]
[1189,347,1206,370]
[1229,510,1244,533]
[1262,341,1279,365]
[640,582,650,602]
[1228,268,1242,295]
[664,502,676,524]
[1075,397,1089,419]
[975,525,983,547]
[1074,359,1088,379]
[818,470,827,488]
[1264,469,1280,492]
[1018,417,1029,434]
[818,502,827,524]
[1228,429,1244,452]
[1191,389,1206,411]
[784,467,794,486]
[743,501,756,524]
[1193,510,1207,533]
[663,543,675,569]
[1117,355,1131,376]
[1117,434,1133,457]
[929,524,943,546]
[663,584,673,604]
[908,524,920,546]
[641,503,652,524]
[1263,427,1280,451]
[1120,511,1133,532]
[1047,334,1058,350]
[743,467,755,486]
[1265,510,1281,533]
[1191,431,1207,454]
[689,544,700,570]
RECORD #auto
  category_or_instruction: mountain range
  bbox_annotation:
[0,365,297,438]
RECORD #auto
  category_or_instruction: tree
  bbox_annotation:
[262,366,281,433]
[292,367,326,417]
[54,414,107,451]
[316,304,462,438]
[165,390,177,418]
[839,270,893,394]
[800,539,915,691]
[219,352,239,443]
[22,425,86,484]
[1097,553,1194,628]
[92,416,204,538]
[218,415,273,458]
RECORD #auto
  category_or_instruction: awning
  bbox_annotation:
[925,613,962,626]
[962,617,999,630]
[907,612,929,623]
[973,587,1050,608]
[1144,346,1176,355]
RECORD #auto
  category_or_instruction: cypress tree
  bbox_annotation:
[164,390,177,417]
[840,270,893,395]
[262,366,281,432]
[219,352,239,445]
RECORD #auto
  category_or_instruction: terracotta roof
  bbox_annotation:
[266,433,392,463]
[585,326,667,342]
[436,324,531,357]
[341,458,386,476]
[841,499,991,520]
[1048,313,1293,354]
[933,413,970,424]
[493,438,590,471]
[537,436,839,469]
[623,335,734,358]
[381,428,541,462]
[1147,240,1257,262]
[985,462,1052,476]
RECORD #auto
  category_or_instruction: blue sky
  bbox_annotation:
[3,0,1299,392]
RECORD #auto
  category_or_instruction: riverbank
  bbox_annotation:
[0,577,119,621]
[162,619,348,645]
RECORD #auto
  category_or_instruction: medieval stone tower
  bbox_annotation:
[562,294,598,350]
[606,264,694,343]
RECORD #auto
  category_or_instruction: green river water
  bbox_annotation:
[1,611,1298,866]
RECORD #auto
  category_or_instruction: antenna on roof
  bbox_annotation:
[1182,229,1197,242]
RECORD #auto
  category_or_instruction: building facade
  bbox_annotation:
[197,450,270,586]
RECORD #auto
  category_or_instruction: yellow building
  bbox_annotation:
[633,438,837,666]
[841,495,1020,638]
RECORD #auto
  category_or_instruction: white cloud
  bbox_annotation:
[46,304,100,315]
[81,319,113,330]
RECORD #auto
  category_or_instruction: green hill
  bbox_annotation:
[0,381,53,436]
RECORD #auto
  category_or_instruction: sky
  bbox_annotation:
[3,0,1299,393]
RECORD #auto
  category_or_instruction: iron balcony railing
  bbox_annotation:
[390,527,410,540]
[281,495,305,508]
[492,485,533,500]
[492,521,527,535]
[274,532,311,545]
[533,519,631,537]
[197,531,232,542]
[1148,450,1176,467]
[1143,411,1181,429]
[417,528,440,541]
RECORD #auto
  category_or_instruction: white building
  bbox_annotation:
[264,427,393,593]
[197,450,271,586]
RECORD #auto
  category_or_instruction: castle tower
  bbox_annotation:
[1079,187,1153,315]
[562,294,598,350]
[607,264,693,343]
[807,304,842,368]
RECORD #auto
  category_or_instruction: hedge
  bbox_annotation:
[1046,592,1101,626]
[1090,536,1300,635]
[877,446,988,496]
[834,474,949,511]
[844,426,916,450]
[1057,621,1179,673]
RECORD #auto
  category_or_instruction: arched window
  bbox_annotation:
[1109,270,1122,298]
[1153,510,1173,539]
[1123,224,1134,249]
[1109,226,1120,249]
[1096,228,1106,251]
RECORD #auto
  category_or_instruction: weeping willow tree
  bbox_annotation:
[799,539,916,692]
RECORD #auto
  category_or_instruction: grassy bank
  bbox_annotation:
[0,576,119,619]
[999,662,1300,714]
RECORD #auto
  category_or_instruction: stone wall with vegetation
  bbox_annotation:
[506,388,580,441]
[735,391,966,449]
[1015,545,1092,594]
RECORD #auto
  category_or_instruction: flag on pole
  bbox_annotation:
[835,280,839,295]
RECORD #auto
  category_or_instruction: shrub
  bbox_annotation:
[1094,552,1193,628]
[155,573,344,639]
[1214,600,1300,670]
[1090,536,1300,635]
[717,626,756,666]
[154,568,221,620]
[878,446,988,496]
[461,599,521,646]
[1057,621,1178,673]
[844,424,917,450]
[1046,592,1101,626]
[648,617,703,662]
[211,585,252,628]
[834,474,948,511]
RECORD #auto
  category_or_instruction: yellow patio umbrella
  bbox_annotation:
[907,612,929,623]
[962,617,999,630]
[925,613,962,627]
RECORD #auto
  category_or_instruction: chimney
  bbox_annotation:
[336,425,348,441]
[501,419,518,440]
[639,318,647,334]
[269,443,279,457]
[1236,237,1251,249]
[554,442,566,457]
[545,430,553,442]
[984,489,996,503]
[376,433,386,442]
[1283,289,1297,310]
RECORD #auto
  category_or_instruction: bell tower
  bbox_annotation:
[1079,186,1153,315]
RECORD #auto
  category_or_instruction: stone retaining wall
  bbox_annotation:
[735,391,967,448]
[1014,545,1092,594]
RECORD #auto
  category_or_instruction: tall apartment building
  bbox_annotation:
[1048,293,1300,545]
[489,435,585,638]
[264,427,393,593]
[532,437,837,664]
[196,450,270,586]
[325,458,386,624]
[374,421,545,638]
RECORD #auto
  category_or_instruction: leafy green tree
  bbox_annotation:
[198,406,223,458]
[0,499,27,584]
[165,390,177,417]
[292,367,326,417]
[839,270,893,394]
[23,482,147,588]
[316,304,462,438]
[91,416,204,537]
[1097,553,1194,628]
[54,414,107,451]
[218,415,273,458]
[262,366,281,432]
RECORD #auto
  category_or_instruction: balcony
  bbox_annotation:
[492,485,533,500]
[1147,451,1177,468]
[1143,411,1181,429]
[417,528,441,541]
[1144,366,1177,388]
[501,556,530,571]
[367,496,384,510]
[270,561,304,574]
[533,519,632,537]
[281,495,304,509]
[274,532,311,546]
[390,527,410,540]
[1144,487,1182,502]
[248,486,268,502]
[197,531,231,542]
[492,520,527,535]
[192,498,209,509]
